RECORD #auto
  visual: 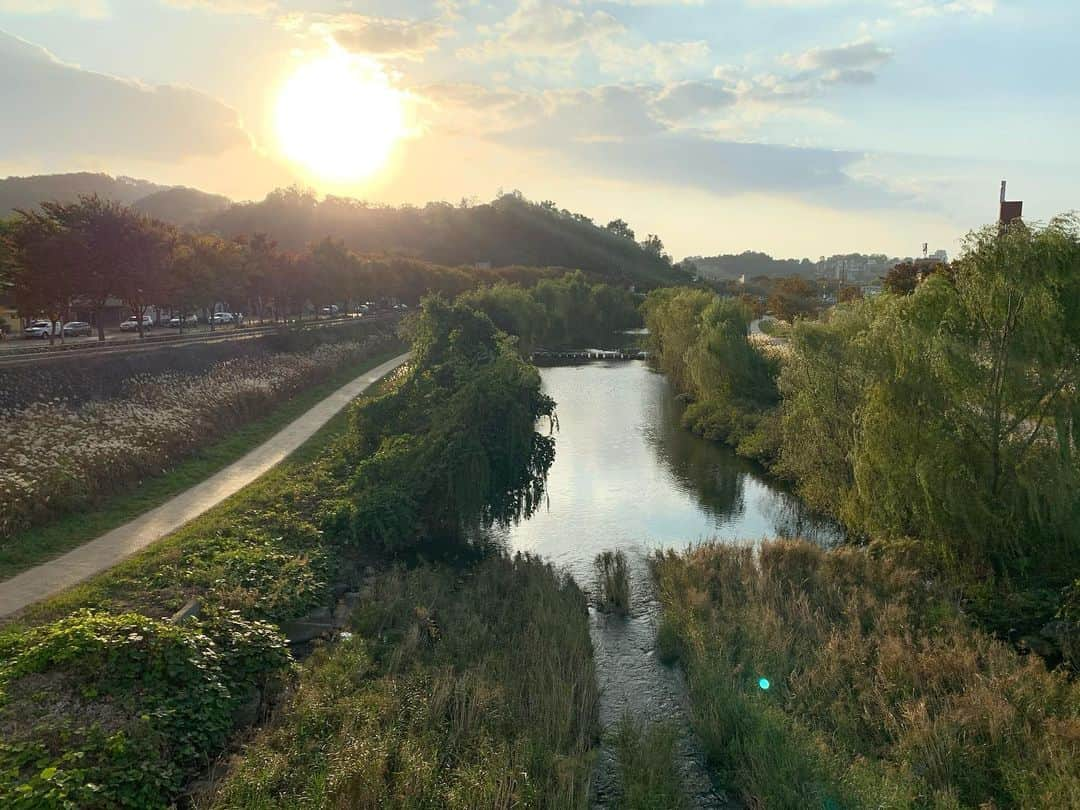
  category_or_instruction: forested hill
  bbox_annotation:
[131,186,231,226]
[204,188,682,288]
[1,175,683,288]
[688,251,816,280]
[687,250,897,280]
[0,172,166,215]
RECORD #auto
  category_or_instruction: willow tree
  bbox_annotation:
[348,296,557,551]
[783,217,1080,573]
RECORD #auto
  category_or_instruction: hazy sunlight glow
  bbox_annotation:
[276,51,405,182]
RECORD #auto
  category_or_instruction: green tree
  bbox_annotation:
[767,276,820,322]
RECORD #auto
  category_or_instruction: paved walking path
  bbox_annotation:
[0,352,410,618]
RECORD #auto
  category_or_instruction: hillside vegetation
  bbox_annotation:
[1,174,684,289]
[0,172,164,216]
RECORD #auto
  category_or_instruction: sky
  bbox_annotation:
[1,0,1077,260]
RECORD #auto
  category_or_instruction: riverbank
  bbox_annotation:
[652,540,1080,808]
[0,325,399,553]
[0,340,405,579]
[202,554,598,808]
[0,298,598,808]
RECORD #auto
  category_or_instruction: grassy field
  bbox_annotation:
[202,555,598,809]
[0,342,405,579]
[652,540,1080,809]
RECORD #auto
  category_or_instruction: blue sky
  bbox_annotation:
[1,0,1077,259]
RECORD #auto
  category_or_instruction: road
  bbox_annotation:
[0,313,396,369]
[0,351,410,617]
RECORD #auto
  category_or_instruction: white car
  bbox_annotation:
[24,320,60,339]
[167,314,199,328]
[120,315,155,332]
[211,312,235,325]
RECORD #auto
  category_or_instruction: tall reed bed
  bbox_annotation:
[203,554,599,809]
[610,716,687,810]
[0,336,390,540]
[652,540,1080,809]
[594,549,631,615]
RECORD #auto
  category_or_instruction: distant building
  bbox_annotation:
[931,249,948,263]
[999,180,1023,225]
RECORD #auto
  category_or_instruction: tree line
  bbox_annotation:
[645,216,1080,591]
[205,188,682,289]
[0,195,570,342]
[459,271,641,352]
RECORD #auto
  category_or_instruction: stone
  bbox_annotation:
[233,688,262,728]
[306,605,332,622]
[282,620,334,644]
[1017,635,1056,659]
[333,600,352,626]
[170,598,201,624]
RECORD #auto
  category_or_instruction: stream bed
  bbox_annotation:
[498,361,843,808]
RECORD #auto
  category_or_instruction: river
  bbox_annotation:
[500,361,844,808]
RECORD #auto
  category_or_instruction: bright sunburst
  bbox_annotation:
[275,50,406,182]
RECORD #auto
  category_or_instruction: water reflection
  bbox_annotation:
[505,362,842,582]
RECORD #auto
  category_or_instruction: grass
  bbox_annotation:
[0,342,405,579]
[200,554,599,809]
[652,540,1080,809]
[610,716,687,810]
[594,549,631,615]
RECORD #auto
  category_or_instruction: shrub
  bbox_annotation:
[0,610,290,808]
[203,554,598,809]
[652,540,1080,809]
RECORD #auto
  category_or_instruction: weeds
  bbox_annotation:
[611,715,687,810]
[652,540,1080,809]
[203,554,599,809]
[594,549,631,615]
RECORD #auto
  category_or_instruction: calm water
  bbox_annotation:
[500,361,843,808]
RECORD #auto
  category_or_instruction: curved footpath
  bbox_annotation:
[0,352,410,618]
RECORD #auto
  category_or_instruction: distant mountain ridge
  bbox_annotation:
[0,173,683,288]
[0,172,169,216]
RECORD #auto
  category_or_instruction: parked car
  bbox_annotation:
[119,315,155,332]
[211,312,235,325]
[24,320,60,339]
[62,321,93,337]
[319,305,341,316]
[167,314,199,328]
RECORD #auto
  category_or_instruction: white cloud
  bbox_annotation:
[0,30,250,162]
[458,0,708,81]
[0,0,107,16]
[161,0,275,14]
[895,0,994,16]
[302,14,452,60]
[792,39,893,72]
[459,0,624,62]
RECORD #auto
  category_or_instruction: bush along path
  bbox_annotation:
[0,350,411,618]
[0,297,599,809]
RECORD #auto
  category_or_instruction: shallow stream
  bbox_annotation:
[499,362,843,807]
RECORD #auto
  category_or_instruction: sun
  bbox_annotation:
[275,50,406,182]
